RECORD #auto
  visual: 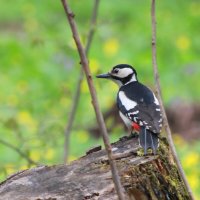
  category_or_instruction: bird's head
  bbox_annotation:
[96,64,137,86]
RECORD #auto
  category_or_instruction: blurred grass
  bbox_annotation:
[0,0,200,198]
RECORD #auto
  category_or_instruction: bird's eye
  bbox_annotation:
[113,69,119,74]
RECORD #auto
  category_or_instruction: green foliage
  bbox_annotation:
[174,135,200,199]
[0,0,199,198]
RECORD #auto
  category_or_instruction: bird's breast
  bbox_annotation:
[119,111,132,129]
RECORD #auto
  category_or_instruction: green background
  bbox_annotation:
[0,0,199,198]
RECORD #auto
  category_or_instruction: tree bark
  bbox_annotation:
[0,136,190,200]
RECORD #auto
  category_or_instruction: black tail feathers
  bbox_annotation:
[139,127,159,155]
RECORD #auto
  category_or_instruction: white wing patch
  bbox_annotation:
[132,110,139,114]
[153,93,159,105]
[119,91,137,110]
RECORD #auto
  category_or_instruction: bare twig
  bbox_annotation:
[0,139,37,165]
[60,1,126,199]
[85,0,100,53]
[63,70,83,163]
[151,1,194,199]
[64,0,100,164]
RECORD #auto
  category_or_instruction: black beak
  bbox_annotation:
[96,73,111,79]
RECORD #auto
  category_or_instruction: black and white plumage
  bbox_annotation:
[96,64,163,154]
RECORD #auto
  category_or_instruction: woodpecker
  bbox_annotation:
[96,64,163,155]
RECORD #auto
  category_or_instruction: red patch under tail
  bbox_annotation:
[132,122,140,132]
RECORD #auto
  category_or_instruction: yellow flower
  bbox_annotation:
[187,174,199,190]
[45,149,55,160]
[103,38,119,57]
[81,79,89,93]
[76,131,89,143]
[173,134,186,146]
[19,165,28,171]
[89,58,100,74]
[30,150,41,162]
[5,164,15,176]
[68,155,77,162]
[17,111,31,124]
[176,36,191,51]
[182,152,199,169]
[60,97,70,107]
[17,111,37,133]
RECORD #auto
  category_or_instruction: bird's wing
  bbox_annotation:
[117,84,162,133]
[132,102,162,133]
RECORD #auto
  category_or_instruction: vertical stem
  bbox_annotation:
[60,1,126,199]
[63,69,83,163]
[63,0,100,164]
[151,1,194,199]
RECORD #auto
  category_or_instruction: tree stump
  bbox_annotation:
[0,136,190,200]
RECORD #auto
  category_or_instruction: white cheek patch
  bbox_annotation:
[119,91,137,110]
[115,68,133,78]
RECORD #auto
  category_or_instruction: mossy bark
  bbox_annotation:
[0,136,190,200]
[122,139,188,200]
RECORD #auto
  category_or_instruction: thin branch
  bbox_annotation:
[85,0,100,52]
[63,0,100,164]
[63,70,83,163]
[151,1,194,200]
[60,1,126,199]
[0,139,37,165]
